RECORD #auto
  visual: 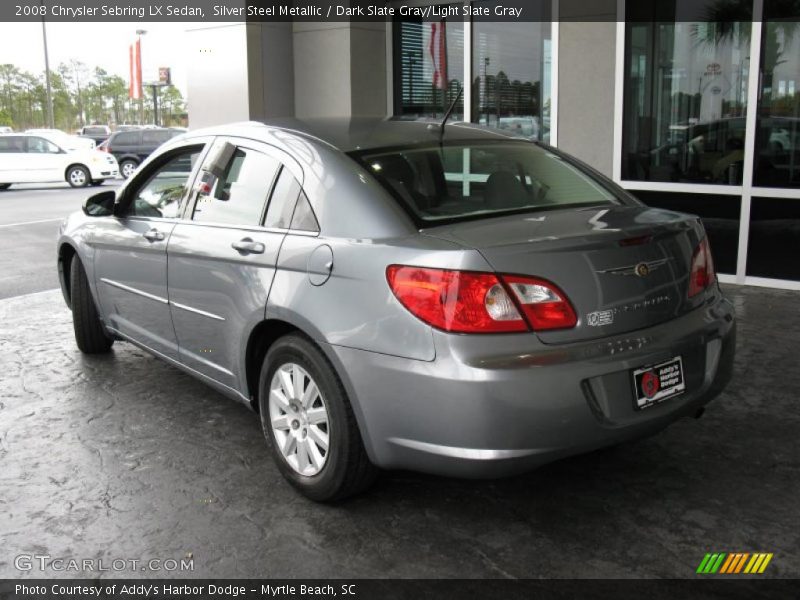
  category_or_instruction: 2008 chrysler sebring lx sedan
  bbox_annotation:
[57,119,736,501]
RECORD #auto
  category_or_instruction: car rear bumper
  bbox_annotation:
[325,289,736,478]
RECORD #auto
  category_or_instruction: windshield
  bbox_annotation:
[354,141,617,225]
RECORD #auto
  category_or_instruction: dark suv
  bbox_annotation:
[102,128,184,178]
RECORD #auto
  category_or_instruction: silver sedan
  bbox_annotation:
[57,119,736,501]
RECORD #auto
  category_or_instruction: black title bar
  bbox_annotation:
[0,0,766,23]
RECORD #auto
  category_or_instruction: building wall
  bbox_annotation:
[294,22,387,118]
[248,22,295,121]
[186,24,252,129]
[557,1,618,177]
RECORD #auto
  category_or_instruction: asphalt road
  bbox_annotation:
[0,181,121,299]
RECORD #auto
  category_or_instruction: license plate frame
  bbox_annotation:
[632,356,686,410]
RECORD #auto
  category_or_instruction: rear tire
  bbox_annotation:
[67,165,90,188]
[119,159,138,179]
[69,254,113,354]
[258,334,377,502]
[0,184,10,190]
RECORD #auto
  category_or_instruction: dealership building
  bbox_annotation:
[187,0,800,289]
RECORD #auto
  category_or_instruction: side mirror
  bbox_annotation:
[83,190,115,217]
[205,141,236,178]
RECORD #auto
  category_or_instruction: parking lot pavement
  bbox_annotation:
[0,182,121,299]
[0,285,797,579]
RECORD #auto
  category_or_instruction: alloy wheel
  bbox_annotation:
[69,168,87,186]
[268,363,330,476]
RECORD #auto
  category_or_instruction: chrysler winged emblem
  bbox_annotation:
[598,258,671,278]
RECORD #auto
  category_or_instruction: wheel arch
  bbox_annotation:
[57,241,79,308]
[242,315,379,464]
[64,163,89,181]
[244,319,301,412]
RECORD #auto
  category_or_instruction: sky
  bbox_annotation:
[0,22,189,97]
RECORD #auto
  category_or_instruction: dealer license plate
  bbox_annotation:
[632,356,685,410]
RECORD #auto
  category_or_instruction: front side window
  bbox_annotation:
[192,147,280,226]
[114,132,139,145]
[27,137,60,154]
[622,2,752,184]
[357,141,616,225]
[126,149,201,218]
[143,130,172,145]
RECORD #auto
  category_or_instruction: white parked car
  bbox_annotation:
[0,126,12,134]
[25,128,96,150]
[0,133,119,189]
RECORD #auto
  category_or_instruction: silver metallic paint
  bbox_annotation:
[57,120,736,478]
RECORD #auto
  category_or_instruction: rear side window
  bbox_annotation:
[113,132,139,145]
[0,136,26,152]
[142,130,172,145]
[264,168,300,229]
[193,147,280,226]
[355,141,617,225]
[290,191,319,233]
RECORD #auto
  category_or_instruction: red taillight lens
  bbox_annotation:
[386,266,577,334]
[502,275,578,330]
[688,237,716,298]
[386,266,526,333]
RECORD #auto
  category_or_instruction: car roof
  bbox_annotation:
[187,117,531,153]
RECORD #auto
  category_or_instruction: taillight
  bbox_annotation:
[386,266,577,333]
[688,237,716,298]
[386,266,526,333]
[502,275,578,330]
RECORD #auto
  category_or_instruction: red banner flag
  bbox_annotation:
[430,22,448,91]
[129,40,142,99]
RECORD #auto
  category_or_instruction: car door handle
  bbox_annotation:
[231,238,265,254]
[143,228,165,242]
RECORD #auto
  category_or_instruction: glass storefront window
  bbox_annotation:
[747,197,800,280]
[754,1,800,187]
[471,2,552,142]
[622,2,751,184]
[392,3,551,141]
[393,10,464,119]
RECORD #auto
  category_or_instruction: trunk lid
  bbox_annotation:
[422,205,706,344]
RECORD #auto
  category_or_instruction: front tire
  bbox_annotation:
[259,334,377,502]
[66,165,90,188]
[69,254,113,354]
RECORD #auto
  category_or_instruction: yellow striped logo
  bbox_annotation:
[697,552,773,574]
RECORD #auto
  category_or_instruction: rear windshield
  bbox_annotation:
[354,141,617,225]
[84,126,108,135]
